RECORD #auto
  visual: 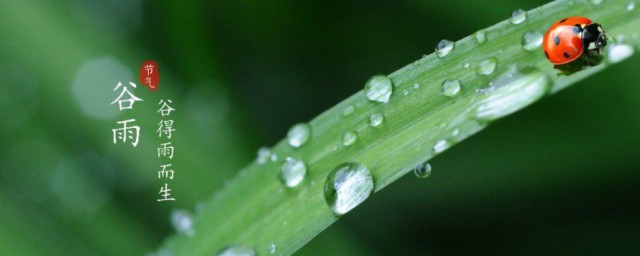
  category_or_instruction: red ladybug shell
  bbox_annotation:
[543,16,592,65]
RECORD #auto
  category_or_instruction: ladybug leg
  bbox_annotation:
[585,52,591,65]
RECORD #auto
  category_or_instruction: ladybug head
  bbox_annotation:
[583,23,607,53]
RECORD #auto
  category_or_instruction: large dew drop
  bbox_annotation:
[413,162,432,179]
[475,68,549,121]
[170,209,194,236]
[435,39,455,58]
[510,9,526,24]
[441,79,461,97]
[627,2,635,11]
[607,44,634,64]
[287,123,311,148]
[476,58,497,75]
[216,246,256,256]
[522,31,543,51]
[324,163,374,215]
[364,75,393,103]
[279,157,307,187]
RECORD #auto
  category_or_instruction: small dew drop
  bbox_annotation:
[590,0,604,5]
[413,162,432,179]
[607,44,634,63]
[628,2,636,11]
[452,128,460,137]
[463,62,470,68]
[413,83,420,89]
[270,153,278,162]
[279,157,307,187]
[510,9,527,25]
[216,246,256,256]
[402,89,409,96]
[522,31,543,51]
[441,79,461,97]
[256,147,272,164]
[287,123,311,148]
[369,113,384,127]
[475,31,487,44]
[342,131,357,146]
[476,58,497,75]
[170,209,194,237]
[324,162,374,215]
[433,139,450,154]
[435,39,455,58]
[268,244,277,255]
[364,75,394,103]
[342,105,355,116]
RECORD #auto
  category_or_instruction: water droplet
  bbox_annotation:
[324,162,374,215]
[364,75,394,103]
[287,123,311,148]
[510,9,526,25]
[435,39,455,58]
[216,246,256,256]
[451,128,460,137]
[433,139,450,154]
[475,31,487,44]
[402,89,409,96]
[441,79,461,97]
[608,44,634,63]
[627,2,636,10]
[342,131,357,146]
[170,209,194,236]
[256,147,272,164]
[270,153,278,162]
[342,105,355,116]
[475,68,549,121]
[522,31,543,51]
[590,0,604,5]
[413,83,420,89]
[476,58,497,75]
[268,244,277,255]
[463,62,470,68]
[413,162,432,179]
[369,113,384,127]
[279,157,307,187]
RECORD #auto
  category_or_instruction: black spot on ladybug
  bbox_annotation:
[544,51,550,59]
[559,18,568,23]
[563,52,570,58]
[554,36,560,45]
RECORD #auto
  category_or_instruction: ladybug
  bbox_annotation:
[543,16,607,65]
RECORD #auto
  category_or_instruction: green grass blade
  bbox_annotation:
[158,0,639,255]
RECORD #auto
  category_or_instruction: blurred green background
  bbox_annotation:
[1,0,639,255]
